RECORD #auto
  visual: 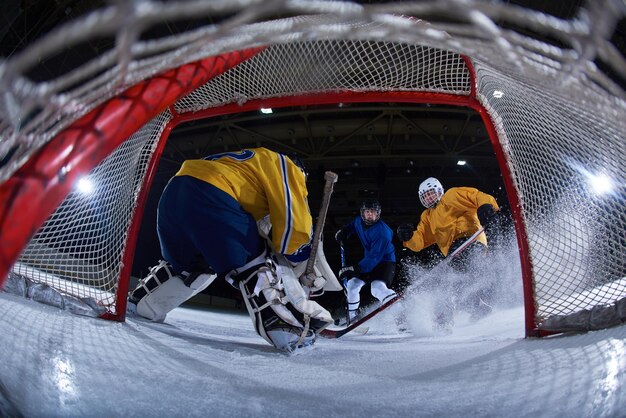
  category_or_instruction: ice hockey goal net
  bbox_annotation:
[0,0,624,335]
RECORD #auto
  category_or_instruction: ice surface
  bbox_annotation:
[0,288,624,417]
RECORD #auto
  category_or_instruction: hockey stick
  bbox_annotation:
[446,226,485,260]
[320,293,402,338]
[304,171,338,277]
[339,241,346,267]
[416,226,486,279]
[336,242,350,322]
[339,242,348,289]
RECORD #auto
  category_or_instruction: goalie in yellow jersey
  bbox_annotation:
[396,177,501,329]
[128,148,340,351]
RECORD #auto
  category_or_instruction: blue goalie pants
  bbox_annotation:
[157,175,264,275]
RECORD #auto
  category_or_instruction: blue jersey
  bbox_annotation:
[343,217,396,273]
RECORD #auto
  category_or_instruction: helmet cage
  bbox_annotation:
[418,178,444,208]
[360,200,381,225]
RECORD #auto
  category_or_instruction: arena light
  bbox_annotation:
[457,160,467,166]
[260,108,273,114]
[76,177,94,195]
[570,160,616,197]
[587,172,614,195]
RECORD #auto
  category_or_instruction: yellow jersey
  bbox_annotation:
[175,148,312,259]
[403,187,499,256]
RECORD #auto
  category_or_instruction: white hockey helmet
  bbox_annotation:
[418,177,444,208]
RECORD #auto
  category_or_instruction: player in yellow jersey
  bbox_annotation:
[397,177,501,329]
[128,148,339,351]
[397,177,500,260]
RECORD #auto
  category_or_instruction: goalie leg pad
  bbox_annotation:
[225,247,268,288]
[239,275,314,351]
[276,264,333,325]
[131,261,216,322]
[238,262,332,351]
[255,269,303,328]
[136,272,216,322]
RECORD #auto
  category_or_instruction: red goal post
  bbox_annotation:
[0,2,624,336]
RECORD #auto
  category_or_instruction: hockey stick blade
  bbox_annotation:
[320,294,402,339]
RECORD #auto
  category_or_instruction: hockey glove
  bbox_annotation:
[396,223,414,242]
[338,264,360,281]
[477,204,497,227]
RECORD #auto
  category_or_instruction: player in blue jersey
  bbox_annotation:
[334,199,397,323]
[128,147,340,351]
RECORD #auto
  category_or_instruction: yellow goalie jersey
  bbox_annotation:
[175,148,313,261]
[403,187,499,256]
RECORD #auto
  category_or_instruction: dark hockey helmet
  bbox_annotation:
[360,199,381,225]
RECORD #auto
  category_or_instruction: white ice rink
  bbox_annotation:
[0,287,624,417]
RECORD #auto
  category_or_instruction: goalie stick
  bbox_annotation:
[305,171,338,277]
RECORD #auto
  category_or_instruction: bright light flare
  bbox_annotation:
[76,177,94,195]
[568,160,617,198]
[260,108,273,114]
[587,173,614,195]
[457,160,467,166]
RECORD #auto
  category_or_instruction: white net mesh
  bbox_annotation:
[1,0,624,331]
[474,61,625,320]
[176,41,471,113]
[12,111,172,309]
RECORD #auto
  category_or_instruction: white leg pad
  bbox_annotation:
[239,260,333,350]
[277,265,333,324]
[136,273,216,322]
[255,270,303,328]
[240,270,307,350]
[371,280,397,302]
